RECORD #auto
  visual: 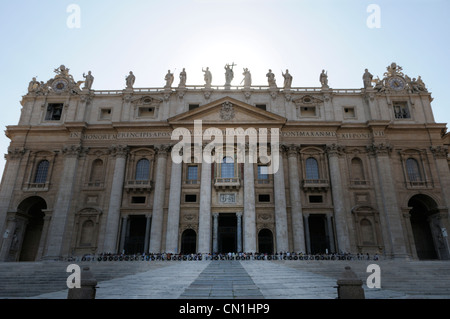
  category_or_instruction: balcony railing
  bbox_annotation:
[214,177,241,190]
[125,180,153,193]
[25,182,49,191]
[350,180,370,187]
[302,179,329,192]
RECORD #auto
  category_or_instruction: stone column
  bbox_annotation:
[367,143,408,258]
[304,214,311,254]
[212,213,219,253]
[149,146,169,253]
[236,212,243,253]
[103,145,128,253]
[287,145,306,252]
[243,160,256,253]
[273,149,289,252]
[119,216,129,254]
[198,161,212,253]
[0,148,25,254]
[165,160,182,253]
[44,145,84,259]
[430,147,450,211]
[36,211,52,260]
[326,214,336,253]
[326,144,351,253]
[144,215,151,254]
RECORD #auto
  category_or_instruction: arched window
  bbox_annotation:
[135,159,150,181]
[360,219,375,245]
[89,159,104,183]
[406,158,422,181]
[305,157,319,180]
[80,220,94,247]
[34,160,49,183]
[221,156,234,178]
[351,157,365,181]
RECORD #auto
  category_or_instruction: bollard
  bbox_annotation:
[67,266,98,299]
[335,266,365,299]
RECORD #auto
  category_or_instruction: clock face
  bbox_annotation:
[388,77,406,91]
[52,79,68,93]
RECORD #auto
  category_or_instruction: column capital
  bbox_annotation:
[62,144,89,158]
[236,212,243,218]
[430,146,448,159]
[366,143,392,156]
[109,145,129,158]
[212,212,219,218]
[325,143,345,156]
[286,144,299,157]
[5,147,26,160]
[155,144,172,157]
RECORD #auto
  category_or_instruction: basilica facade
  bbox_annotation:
[0,63,449,262]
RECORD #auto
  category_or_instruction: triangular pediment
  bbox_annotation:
[168,97,286,128]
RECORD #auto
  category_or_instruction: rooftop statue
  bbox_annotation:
[282,69,293,90]
[179,68,187,88]
[126,71,135,89]
[202,67,212,88]
[164,70,174,89]
[266,69,277,88]
[83,71,94,90]
[363,69,373,89]
[241,68,252,88]
[320,69,329,88]
[224,63,236,87]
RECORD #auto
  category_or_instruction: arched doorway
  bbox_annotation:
[258,229,274,254]
[17,197,47,261]
[180,229,197,254]
[408,195,444,260]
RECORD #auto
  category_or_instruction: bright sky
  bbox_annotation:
[0,0,449,178]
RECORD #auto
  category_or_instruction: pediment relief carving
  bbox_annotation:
[293,95,324,106]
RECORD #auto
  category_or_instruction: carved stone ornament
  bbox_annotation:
[430,146,448,159]
[6,148,26,160]
[29,65,84,96]
[326,143,345,156]
[220,102,235,121]
[109,145,129,157]
[62,144,87,157]
[366,143,392,156]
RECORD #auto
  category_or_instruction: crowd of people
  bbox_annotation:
[68,251,380,262]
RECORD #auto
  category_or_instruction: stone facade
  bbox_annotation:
[0,63,449,261]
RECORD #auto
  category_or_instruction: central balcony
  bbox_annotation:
[214,177,241,190]
[125,180,153,193]
[302,179,329,192]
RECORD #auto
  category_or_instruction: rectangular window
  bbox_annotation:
[256,104,267,111]
[189,104,200,111]
[309,195,323,203]
[300,106,316,117]
[45,103,63,121]
[393,102,410,119]
[258,194,271,202]
[131,196,146,204]
[138,107,155,117]
[185,194,197,203]
[343,106,356,118]
[257,165,269,180]
[100,108,112,120]
[187,165,198,181]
